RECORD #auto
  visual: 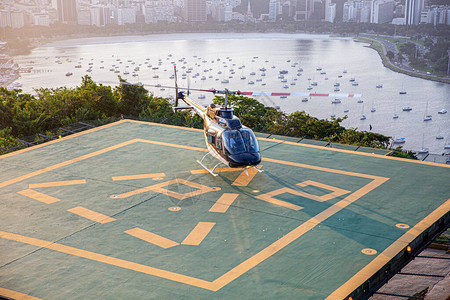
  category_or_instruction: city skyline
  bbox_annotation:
[1,0,449,28]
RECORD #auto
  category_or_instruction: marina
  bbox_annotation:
[8,33,450,157]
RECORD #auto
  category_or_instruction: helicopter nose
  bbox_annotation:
[229,153,261,168]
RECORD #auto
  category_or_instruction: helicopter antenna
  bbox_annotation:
[224,88,229,109]
[174,65,179,107]
[187,77,191,96]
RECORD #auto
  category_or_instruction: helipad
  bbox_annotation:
[0,120,448,299]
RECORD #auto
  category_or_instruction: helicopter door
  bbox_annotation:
[207,129,216,145]
[216,134,222,150]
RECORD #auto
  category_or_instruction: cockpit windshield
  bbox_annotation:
[223,129,259,155]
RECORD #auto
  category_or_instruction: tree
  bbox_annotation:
[386,50,395,60]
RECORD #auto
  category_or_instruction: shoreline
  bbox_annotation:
[13,31,449,85]
[355,36,450,84]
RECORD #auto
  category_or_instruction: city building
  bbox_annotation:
[0,10,11,27]
[55,0,78,24]
[117,7,136,25]
[294,0,314,21]
[184,0,207,22]
[144,0,175,23]
[77,8,91,25]
[326,2,336,22]
[405,0,424,25]
[10,11,25,28]
[371,0,394,24]
[269,0,281,21]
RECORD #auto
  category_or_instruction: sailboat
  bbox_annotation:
[423,101,432,121]
[418,133,429,154]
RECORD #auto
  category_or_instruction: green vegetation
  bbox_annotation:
[1,76,416,158]
[213,95,390,149]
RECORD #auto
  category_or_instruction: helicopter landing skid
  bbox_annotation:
[196,153,223,177]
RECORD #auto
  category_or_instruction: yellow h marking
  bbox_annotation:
[182,222,216,246]
[67,206,116,224]
[18,189,60,204]
[125,228,179,249]
[209,193,239,213]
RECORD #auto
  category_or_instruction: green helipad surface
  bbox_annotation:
[0,120,448,300]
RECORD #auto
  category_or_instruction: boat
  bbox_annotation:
[423,115,432,121]
[221,79,229,84]
[65,72,73,76]
[438,109,447,114]
[331,99,341,104]
[334,88,340,92]
[436,135,444,140]
[198,95,206,99]
[393,114,399,119]
[344,109,349,113]
[311,82,318,86]
[352,82,359,86]
[376,84,383,88]
[240,76,246,80]
[280,95,287,99]
[301,98,309,102]
[283,85,289,89]
[123,71,129,75]
[399,91,407,95]
[334,83,340,87]
[279,70,288,74]
[316,67,322,71]
[75,65,82,68]
[360,115,366,120]
[393,138,406,143]
[417,148,429,154]
[370,108,376,112]
[402,107,412,111]
[357,100,363,103]
[248,81,255,85]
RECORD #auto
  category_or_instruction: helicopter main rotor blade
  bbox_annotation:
[103,81,361,98]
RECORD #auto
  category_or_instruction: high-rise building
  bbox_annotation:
[184,0,206,22]
[269,0,280,21]
[405,0,424,25]
[294,0,314,21]
[56,0,78,24]
[0,10,11,28]
[6,11,24,28]
[326,2,336,22]
[371,0,394,24]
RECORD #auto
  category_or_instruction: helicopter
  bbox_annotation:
[172,66,262,176]
[113,66,362,176]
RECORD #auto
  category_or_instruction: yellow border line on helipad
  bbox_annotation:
[0,287,42,300]
[326,198,450,299]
